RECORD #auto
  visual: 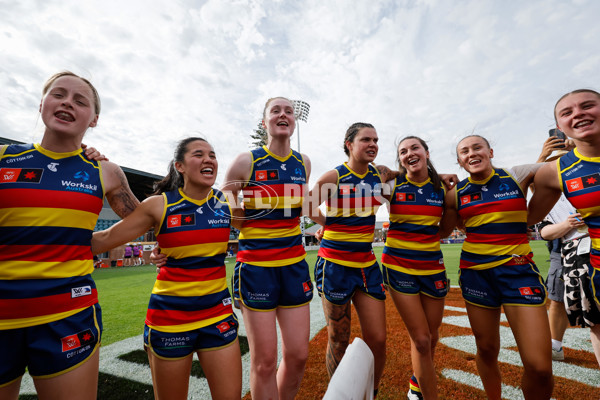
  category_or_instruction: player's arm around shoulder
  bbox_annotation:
[307,169,338,226]
[439,186,459,238]
[221,152,252,230]
[527,162,562,226]
[92,195,163,255]
[101,160,140,218]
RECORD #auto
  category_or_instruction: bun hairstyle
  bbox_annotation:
[343,122,374,156]
[153,137,209,195]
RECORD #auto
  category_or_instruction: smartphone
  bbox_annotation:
[549,128,566,148]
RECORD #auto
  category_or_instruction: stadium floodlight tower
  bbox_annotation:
[291,100,310,247]
[291,100,310,152]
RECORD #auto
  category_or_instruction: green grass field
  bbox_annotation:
[95,240,551,346]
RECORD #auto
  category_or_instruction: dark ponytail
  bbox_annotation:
[397,136,442,192]
[152,137,208,195]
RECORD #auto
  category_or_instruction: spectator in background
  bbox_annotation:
[132,244,140,266]
[123,244,133,266]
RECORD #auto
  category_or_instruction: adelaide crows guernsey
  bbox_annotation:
[456,168,531,270]
[558,149,600,271]
[149,188,234,332]
[382,176,445,275]
[0,143,104,329]
[318,163,383,268]
[237,146,307,267]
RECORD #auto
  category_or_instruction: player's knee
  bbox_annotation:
[476,341,500,361]
[413,333,433,356]
[253,357,277,378]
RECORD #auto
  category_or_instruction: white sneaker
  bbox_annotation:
[407,389,423,400]
[552,347,564,361]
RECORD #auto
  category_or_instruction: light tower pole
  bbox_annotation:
[291,100,310,247]
[291,100,310,152]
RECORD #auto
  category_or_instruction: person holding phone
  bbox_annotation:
[528,88,600,367]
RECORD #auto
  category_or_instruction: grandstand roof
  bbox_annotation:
[1,136,163,202]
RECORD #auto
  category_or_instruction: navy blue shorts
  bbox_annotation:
[144,314,239,359]
[315,257,386,305]
[232,260,313,311]
[459,262,547,308]
[0,304,102,386]
[383,267,448,298]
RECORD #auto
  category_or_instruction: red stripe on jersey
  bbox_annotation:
[386,230,438,243]
[325,223,374,234]
[381,253,444,270]
[146,302,232,326]
[318,247,376,263]
[590,253,600,270]
[566,191,600,210]
[465,233,529,245]
[0,244,91,262]
[327,196,383,209]
[0,290,98,319]
[243,183,304,198]
[157,266,226,282]
[158,228,230,248]
[389,204,443,217]
[237,244,305,264]
[0,188,103,213]
[241,219,299,230]
[460,197,526,219]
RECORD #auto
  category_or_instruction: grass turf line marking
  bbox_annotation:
[441,369,558,400]
[441,314,600,387]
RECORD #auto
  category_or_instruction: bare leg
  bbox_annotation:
[147,349,192,400]
[0,376,22,400]
[276,305,310,400]
[241,306,279,399]
[390,290,444,399]
[548,299,568,343]
[196,341,242,400]
[504,305,553,400]
[33,348,99,400]
[352,291,387,392]
[465,303,502,400]
[590,324,600,367]
[322,297,352,379]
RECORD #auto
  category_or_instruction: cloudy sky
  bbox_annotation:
[2,0,600,200]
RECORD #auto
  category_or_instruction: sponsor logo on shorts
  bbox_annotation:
[435,280,446,290]
[0,168,43,183]
[222,297,232,306]
[61,329,95,352]
[302,281,312,292]
[160,336,191,347]
[216,320,237,337]
[71,286,92,298]
[519,286,543,296]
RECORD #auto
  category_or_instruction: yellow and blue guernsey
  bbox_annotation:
[149,188,234,332]
[558,149,600,271]
[456,168,532,270]
[382,176,445,274]
[0,143,104,330]
[237,146,307,267]
[318,163,383,267]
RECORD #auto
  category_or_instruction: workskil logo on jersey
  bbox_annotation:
[0,168,43,183]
